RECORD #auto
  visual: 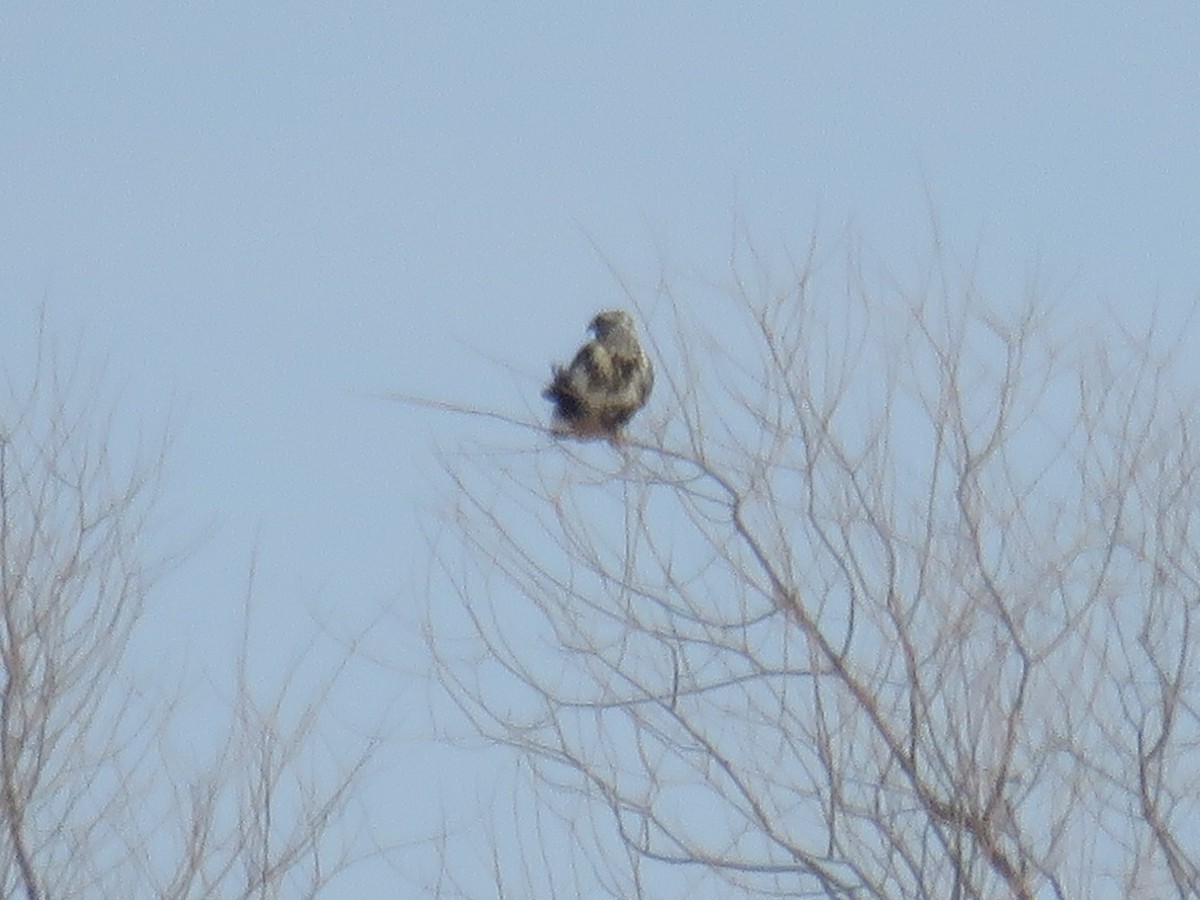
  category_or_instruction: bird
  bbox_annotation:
[543,309,653,440]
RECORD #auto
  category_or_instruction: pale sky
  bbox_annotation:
[2,4,1198,897]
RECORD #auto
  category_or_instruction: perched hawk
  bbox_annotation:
[543,309,653,440]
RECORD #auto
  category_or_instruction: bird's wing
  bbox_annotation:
[569,339,615,390]
[607,345,652,403]
[635,352,653,405]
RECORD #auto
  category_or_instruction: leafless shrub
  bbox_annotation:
[0,319,378,899]
[425,234,1200,899]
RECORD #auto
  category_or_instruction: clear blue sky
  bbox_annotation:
[2,4,1198,896]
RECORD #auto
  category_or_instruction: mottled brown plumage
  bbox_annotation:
[543,310,653,439]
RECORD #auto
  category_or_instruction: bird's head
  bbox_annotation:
[589,309,634,338]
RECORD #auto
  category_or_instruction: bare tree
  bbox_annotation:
[424,234,1200,899]
[0,319,379,899]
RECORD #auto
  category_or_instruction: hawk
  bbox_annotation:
[543,309,653,440]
